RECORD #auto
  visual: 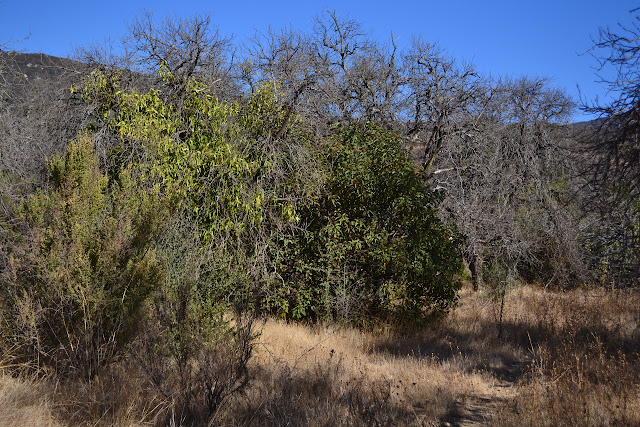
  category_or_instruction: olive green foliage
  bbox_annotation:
[135,212,255,424]
[1,135,173,379]
[80,72,284,418]
[83,71,302,232]
[81,70,259,234]
[276,124,463,322]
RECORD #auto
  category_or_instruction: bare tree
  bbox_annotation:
[241,11,406,137]
[311,11,373,121]
[124,11,235,102]
[581,10,640,286]
[0,52,90,184]
[402,38,484,170]
[435,76,583,289]
[240,25,321,137]
[0,32,31,102]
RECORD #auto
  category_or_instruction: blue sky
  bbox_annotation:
[1,0,638,121]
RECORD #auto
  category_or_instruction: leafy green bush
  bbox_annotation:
[81,72,279,418]
[274,123,463,322]
[1,135,173,379]
[81,71,322,309]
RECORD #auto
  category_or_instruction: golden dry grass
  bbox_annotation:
[1,283,638,426]
[0,374,61,427]
[221,316,492,425]
[0,360,165,426]
[491,286,640,426]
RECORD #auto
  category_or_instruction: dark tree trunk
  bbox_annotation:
[470,254,483,291]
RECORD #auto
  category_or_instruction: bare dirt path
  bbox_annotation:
[441,380,518,426]
[440,355,530,426]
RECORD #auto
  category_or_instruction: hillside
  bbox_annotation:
[0,52,87,103]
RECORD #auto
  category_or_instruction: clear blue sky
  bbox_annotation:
[1,0,638,122]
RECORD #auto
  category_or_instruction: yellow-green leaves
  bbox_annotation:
[80,72,312,242]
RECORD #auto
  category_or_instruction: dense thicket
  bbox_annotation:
[236,12,587,290]
[75,64,462,320]
[580,12,640,286]
[275,123,462,321]
[1,135,173,379]
[1,8,635,424]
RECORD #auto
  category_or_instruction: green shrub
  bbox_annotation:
[274,123,463,322]
[1,135,173,379]
[134,211,255,424]
[80,71,461,325]
[81,71,273,418]
[81,71,322,310]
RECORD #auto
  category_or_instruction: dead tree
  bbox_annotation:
[125,11,235,102]
[581,10,640,286]
[402,38,484,170]
[436,76,584,289]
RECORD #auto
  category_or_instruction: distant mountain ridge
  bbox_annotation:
[0,51,86,88]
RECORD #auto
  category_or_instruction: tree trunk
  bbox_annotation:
[470,254,483,291]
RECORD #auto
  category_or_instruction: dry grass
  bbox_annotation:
[491,286,640,426]
[217,318,490,426]
[49,362,166,427]
[0,374,61,427]
[1,283,638,426]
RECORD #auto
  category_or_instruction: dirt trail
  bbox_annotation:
[442,381,517,426]
[441,359,527,426]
